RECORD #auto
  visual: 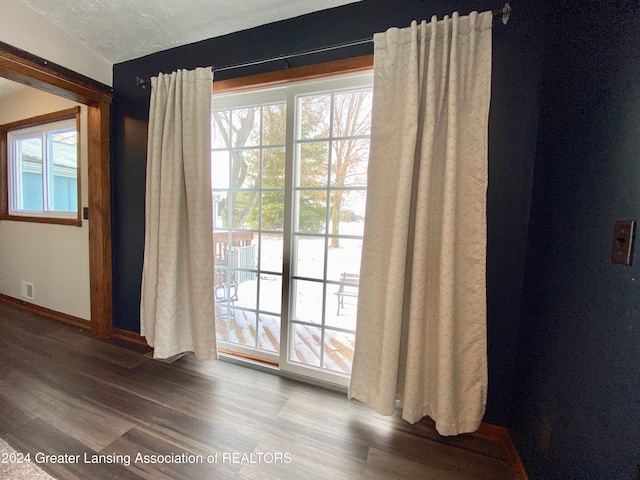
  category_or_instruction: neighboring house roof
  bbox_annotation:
[17,133,77,171]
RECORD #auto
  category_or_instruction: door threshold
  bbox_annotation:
[218,351,348,394]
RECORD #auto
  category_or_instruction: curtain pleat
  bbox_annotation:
[140,67,217,360]
[349,12,492,436]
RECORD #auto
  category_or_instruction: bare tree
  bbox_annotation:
[329,91,371,247]
[212,108,258,228]
[212,90,371,241]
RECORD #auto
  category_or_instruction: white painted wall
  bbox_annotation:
[0,0,112,86]
[0,86,91,320]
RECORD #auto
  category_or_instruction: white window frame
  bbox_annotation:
[212,71,373,386]
[1,107,81,225]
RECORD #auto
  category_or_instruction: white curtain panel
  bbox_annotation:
[349,11,492,436]
[140,67,217,360]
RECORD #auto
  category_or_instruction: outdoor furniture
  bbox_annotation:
[335,272,360,315]
[215,281,238,303]
[214,281,237,325]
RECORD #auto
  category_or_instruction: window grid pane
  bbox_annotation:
[17,136,43,211]
[213,101,286,356]
[211,74,372,380]
[291,86,371,374]
[7,117,78,217]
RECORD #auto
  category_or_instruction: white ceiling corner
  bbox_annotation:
[17,0,362,64]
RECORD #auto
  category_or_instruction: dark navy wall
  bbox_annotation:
[111,0,544,425]
[513,1,640,478]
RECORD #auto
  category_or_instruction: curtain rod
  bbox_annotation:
[136,3,511,88]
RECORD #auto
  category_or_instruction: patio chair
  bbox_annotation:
[214,270,238,324]
[335,272,359,315]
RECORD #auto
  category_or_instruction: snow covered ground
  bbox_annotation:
[216,222,364,374]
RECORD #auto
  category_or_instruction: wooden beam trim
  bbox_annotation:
[502,428,529,480]
[0,106,79,131]
[88,102,113,337]
[113,329,149,346]
[0,41,112,93]
[212,55,373,94]
[0,106,83,225]
[0,46,112,105]
[0,215,82,226]
[474,423,528,480]
[419,418,528,479]
[0,42,114,339]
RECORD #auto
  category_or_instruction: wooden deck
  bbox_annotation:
[216,308,355,374]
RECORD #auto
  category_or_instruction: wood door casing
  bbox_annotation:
[0,41,113,337]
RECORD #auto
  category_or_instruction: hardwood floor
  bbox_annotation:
[0,302,512,479]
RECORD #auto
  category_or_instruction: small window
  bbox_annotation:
[1,107,81,225]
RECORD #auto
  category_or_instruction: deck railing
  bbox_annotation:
[214,231,257,284]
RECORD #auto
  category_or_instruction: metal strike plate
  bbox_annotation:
[612,220,635,266]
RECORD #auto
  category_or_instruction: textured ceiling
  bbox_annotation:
[17,0,362,63]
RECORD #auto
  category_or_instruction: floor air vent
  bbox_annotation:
[20,281,34,300]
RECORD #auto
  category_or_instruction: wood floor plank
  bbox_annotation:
[131,359,289,418]
[46,328,150,369]
[0,392,35,434]
[102,427,242,480]
[0,371,134,452]
[77,373,259,457]
[0,436,54,480]
[4,419,144,480]
[0,303,513,479]
[0,302,61,337]
[237,440,367,480]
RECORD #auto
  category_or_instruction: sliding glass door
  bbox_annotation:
[212,72,372,384]
[212,91,286,364]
